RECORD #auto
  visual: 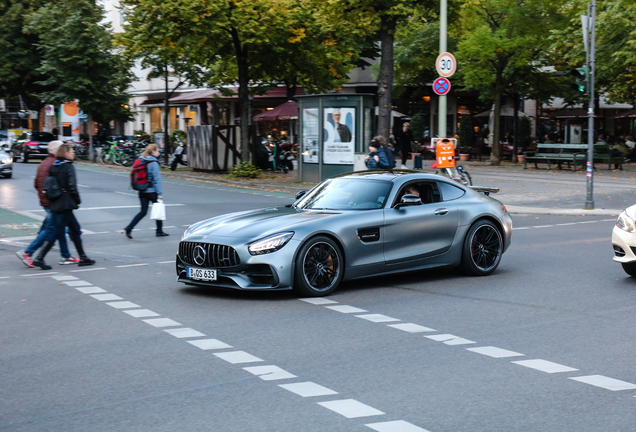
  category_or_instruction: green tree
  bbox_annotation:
[26,0,133,143]
[458,114,474,153]
[457,0,565,165]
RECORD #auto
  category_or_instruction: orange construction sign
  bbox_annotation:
[434,138,457,169]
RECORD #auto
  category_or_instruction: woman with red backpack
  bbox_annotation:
[124,144,169,239]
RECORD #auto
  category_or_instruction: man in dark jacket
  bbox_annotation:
[365,140,390,170]
[15,141,78,268]
[396,122,414,169]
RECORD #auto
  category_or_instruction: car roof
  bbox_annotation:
[334,170,445,182]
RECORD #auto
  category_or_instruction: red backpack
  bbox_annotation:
[130,159,151,191]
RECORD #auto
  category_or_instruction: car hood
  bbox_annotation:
[626,204,636,220]
[184,206,344,240]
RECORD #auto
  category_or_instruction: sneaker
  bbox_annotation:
[400,164,408,169]
[60,257,81,265]
[78,257,96,266]
[16,250,35,268]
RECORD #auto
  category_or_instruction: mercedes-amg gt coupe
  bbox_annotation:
[176,171,513,297]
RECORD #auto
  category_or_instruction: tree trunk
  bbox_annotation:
[491,82,505,166]
[377,15,397,141]
[285,78,297,100]
[163,65,170,166]
[88,112,94,161]
[512,92,519,163]
[232,27,251,163]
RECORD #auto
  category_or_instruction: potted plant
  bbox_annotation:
[458,115,474,161]
[459,145,471,161]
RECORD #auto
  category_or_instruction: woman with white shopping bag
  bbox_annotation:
[124,144,169,239]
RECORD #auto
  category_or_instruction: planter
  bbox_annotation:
[517,154,525,164]
[459,153,469,162]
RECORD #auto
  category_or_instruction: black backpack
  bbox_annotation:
[43,174,64,201]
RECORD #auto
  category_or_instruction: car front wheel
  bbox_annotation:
[460,220,503,276]
[621,262,636,277]
[294,236,343,297]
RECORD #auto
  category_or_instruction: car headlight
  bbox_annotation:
[617,211,636,232]
[248,232,294,255]
[1,158,11,164]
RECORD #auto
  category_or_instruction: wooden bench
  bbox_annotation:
[593,143,624,170]
[524,144,587,171]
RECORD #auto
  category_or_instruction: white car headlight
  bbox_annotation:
[1,158,11,164]
[248,232,294,255]
[617,211,636,233]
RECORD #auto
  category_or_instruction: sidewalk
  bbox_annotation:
[75,159,636,217]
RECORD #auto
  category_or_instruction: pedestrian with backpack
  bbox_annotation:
[124,144,169,239]
[31,143,96,270]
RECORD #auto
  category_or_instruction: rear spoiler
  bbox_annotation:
[468,186,500,196]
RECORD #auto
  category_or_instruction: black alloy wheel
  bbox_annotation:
[294,236,343,297]
[460,220,503,276]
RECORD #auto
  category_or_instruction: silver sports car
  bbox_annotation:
[176,171,513,297]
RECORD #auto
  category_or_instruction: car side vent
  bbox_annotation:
[614,245,626,257]
[179,242,240,268]
[630,246,636,257]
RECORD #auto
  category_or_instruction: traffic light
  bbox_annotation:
[570,66,589,96]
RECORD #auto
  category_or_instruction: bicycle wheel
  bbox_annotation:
[460,170,473,186]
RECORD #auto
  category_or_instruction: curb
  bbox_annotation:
[506,205,621,216]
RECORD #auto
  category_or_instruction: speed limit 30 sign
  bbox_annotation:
[436,52,457,78]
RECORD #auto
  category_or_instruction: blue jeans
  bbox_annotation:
[44,211,82,245]
[25,208,71,257]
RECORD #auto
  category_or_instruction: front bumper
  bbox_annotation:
[175,238,299,291]
[612,226,636,263]
[0,161,12,175]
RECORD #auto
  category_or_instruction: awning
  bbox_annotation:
[475,107,528,117]
[169,89,223,104]
[612,108,636,119]
[551,108,601,119]
[374,107,409,118]
[139,99,165,107]
[168,86,305,104]
[253,101,298,122]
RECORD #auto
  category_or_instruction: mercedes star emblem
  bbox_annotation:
[193,245,206,266]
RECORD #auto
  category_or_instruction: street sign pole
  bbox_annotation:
[584,1,596,210]
[438,0,447,138]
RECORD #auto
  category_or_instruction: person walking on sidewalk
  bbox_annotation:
[396,122,414,169]
[124,144,169,238]
[16,141,80,268]
[32,143,95,270]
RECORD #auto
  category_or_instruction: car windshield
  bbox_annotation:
[31,132,55,142]
[296,178,393,210]
[0,132,7,140]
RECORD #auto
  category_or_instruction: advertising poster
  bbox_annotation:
[302,108,319,163]
[323,107,355,164]
[60,100,80,141]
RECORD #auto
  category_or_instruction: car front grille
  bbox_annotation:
[179,242,240,268]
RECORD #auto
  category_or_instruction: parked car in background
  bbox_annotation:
[0,130,11,152]
[0,148,13,178]
[612,205,636,276]
[11,131,56,163]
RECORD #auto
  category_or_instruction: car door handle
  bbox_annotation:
[434,208,449,215]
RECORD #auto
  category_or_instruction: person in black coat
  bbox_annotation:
[32,143,95,270]
[396,122,414,168]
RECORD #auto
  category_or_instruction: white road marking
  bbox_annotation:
[318,399,385,419]
[187,339,233,350]
[533,225,554,228]
[115,263,149,268]
[64,280,93,287]
[366,420,431,432]
[512,227,531,230]
[164,328,206,338]
[23,272,58,277]
[85,231,110,235]
[444,338,476,345]
[156,261,174,264]
[299,298,338,305]
[76,286,106,294]
[214,351,263,364]
[570,375,636,391]
[388,323,436,333]
[556,222,579,226]
[356,314,400,323]
[325,305,368,314]
[0,276,10,279]
[114,191,137,197]
[60,204,185,211]
[579,220,598,223]
[425,334,460,342]
[70,267,106,272]
[52,275,78,281]
[91,294,123,301]
[123,309,160,318]
[142,318,181,328]
[512,359,579,374]
[467,346,525,358]
[106,301,141,309]
[243,365,297,381]
[279,382,338,397]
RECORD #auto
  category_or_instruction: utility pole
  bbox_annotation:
[438,0,447,138]
[584,1,596,210]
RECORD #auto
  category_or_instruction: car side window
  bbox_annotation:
[437,181,466,201]
[394,182,440,206]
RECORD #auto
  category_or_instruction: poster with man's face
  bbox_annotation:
[324,107,355,164]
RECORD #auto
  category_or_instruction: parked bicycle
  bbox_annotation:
[431,161,473,186]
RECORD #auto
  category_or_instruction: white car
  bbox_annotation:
[0,149,13,178]
[612,205,636,275]
[0,130,11,152]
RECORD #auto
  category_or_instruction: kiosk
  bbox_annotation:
[297,94,375,183]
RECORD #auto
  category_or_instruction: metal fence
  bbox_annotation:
[187,125,241,171]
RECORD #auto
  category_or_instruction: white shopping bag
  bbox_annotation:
[150,199,166,220]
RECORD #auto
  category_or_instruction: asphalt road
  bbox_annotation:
[2,162,636,431]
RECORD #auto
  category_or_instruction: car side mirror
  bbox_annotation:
[295,191,306,200]
[395,194,422,208]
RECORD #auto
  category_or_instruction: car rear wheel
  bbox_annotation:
[294,236,343,297]
[460,220,503,276]
[621,262,636,277]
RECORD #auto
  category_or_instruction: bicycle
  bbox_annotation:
[431,161,473,186]
[99,141,124,165]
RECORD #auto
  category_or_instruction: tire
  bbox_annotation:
[3,172,12,178]
[460,220,503,276]
[294,236,344,297]
[621,262,636,277]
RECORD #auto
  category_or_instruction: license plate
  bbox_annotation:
[39,145,48,149]
[187,267,217,281]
